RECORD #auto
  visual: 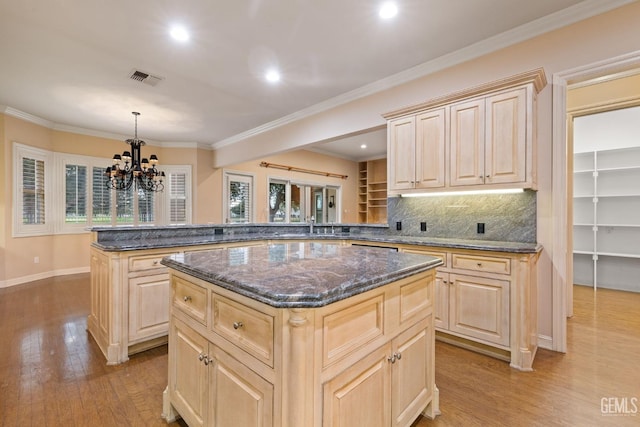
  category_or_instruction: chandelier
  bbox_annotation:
[106,112,164,192]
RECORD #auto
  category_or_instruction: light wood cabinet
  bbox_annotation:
[385,68,545,195]
[450,89,528,187]
[323,318,433,427]
[169,317,274,427]
[163,268,438,426]
[388,108,447,191]
[399,245,538,371]
[88,241,266,365]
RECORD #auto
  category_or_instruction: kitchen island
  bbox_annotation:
[161,242,442,427]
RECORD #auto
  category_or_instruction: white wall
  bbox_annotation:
[574,106,640,153]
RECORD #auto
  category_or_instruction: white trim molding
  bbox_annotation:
[551,49,640,353]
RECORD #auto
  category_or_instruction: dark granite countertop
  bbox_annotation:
[92,232,541,254]
[161,242,443,308]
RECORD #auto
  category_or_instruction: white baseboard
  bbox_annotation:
[538,334,553,351]
[0,267,90,289]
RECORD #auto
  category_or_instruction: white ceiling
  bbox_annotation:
[0,0,629,161]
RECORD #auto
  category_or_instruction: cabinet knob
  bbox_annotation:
[183,295,192,302]
[198,353,205,361]
[203,357,210,366]
[387,354,397,364]
[153,260,159,265]
[396,352,402,360]
[233,321,244,330]
[477,263,483,268]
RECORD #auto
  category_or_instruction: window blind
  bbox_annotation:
[65,164,87,223]
[92,166,111,224]
[22,157,45,225]
[169,172,187,224]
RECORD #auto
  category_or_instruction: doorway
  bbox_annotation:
[553,51,640,353]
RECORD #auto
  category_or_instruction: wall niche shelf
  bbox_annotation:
[358,159,387,224]
[573,146,640,292]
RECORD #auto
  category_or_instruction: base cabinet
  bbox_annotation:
[323,318,434,427]
[400,246,538,371]
[169,318,273,427]
[88,241,266,365]
[163,268,438,427]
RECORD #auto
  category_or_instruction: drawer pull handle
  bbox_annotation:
[183,295,192,302]
[233,321,244,330]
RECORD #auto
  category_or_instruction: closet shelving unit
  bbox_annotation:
[573,146,640,291]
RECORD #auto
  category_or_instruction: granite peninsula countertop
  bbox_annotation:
[161,242,443,308]
[92,232,541,254]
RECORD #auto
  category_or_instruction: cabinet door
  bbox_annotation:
[433,272,449,330]
[391,318,433,427]
[449,273,510,347]
[169,319,209,427]
[128,273,169,343]
[415,108,446,189]
[210,346,274,427]
[450,98,485,186]
[485,88,526,184]
[323,344,391,427]
[388,116,416,190]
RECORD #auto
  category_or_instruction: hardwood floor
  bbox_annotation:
[1,275,638,426]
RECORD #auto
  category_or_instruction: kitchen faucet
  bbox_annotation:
[309,216,315,234]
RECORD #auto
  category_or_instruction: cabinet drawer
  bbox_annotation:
[173,276,208,325]
[399,273,433,325]
[129,253,175,272]
[212,295,274,367]
[451,253,510,275]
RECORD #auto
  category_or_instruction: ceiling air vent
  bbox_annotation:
[128,69,164,87]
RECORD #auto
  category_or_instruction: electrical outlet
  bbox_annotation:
[477,223,485,234]
[396,221,402,231]
[420,222,427,232]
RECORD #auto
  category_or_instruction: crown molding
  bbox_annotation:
[211,0,634,149]
[2,106,212,149]
[2,106,54,128]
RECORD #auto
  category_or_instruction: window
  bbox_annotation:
[164,166,192,225]
[267,178,340,224]
[13,143,52,236]
[13,144,194,236]
[92,166,111,224]
[224,171,254,223]
[65,164,87,223]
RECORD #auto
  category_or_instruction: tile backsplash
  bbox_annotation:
[387,190,536,242]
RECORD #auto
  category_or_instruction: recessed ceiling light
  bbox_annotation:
[379,2,398,19]
[170,25,190,42]
[361,144,367,149]
[265,69,281,83]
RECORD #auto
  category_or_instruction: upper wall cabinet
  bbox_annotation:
[384,69,546,195]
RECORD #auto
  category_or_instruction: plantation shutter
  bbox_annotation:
[65,164,87,223]
[169,172,188,224]
[92,166,111,224]
[22,157,45,225]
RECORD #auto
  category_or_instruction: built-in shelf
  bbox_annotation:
[573,144,640,292]
[358,159,387,224]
